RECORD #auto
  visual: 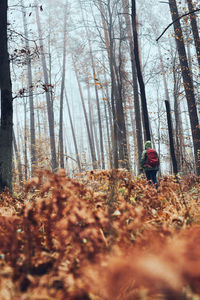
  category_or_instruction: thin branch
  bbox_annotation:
[156,8,200,42]
[10,29,39,43]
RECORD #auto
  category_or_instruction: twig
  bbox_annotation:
[99,228,108,247]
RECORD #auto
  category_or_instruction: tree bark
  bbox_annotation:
[79,3,105,169]
[21,0,36,174]
[65,92,82,173]
[165,100,178,175]
[58,4,67,169]
[86,81,97,163]
[131,0,151,141]
[35,0,58,171]
[122,0,143,173]
[0,0,13,192]
[23,100,28,181]
[98,0,118,168]
[113,27,130,170]
[102,54,113,168]
[169,0,200,175]
[186,0,200,70]
[72,57,97,169]
[13,130,23,184]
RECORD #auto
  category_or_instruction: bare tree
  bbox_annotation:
[65,92,82,172]
[122,0,143,173]
[79,4,105,169]
[169,0,200,175]
[72,56,98,169]
[131,0,151,141]
[21,0,36,174]
[59,3,67,169]
[186,0,200,70]
[97,0,129,169]
[35,0,58,171]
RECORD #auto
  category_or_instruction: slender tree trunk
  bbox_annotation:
[131,0,151,141]
[87,82,101,167]
[80,4,105,169]
[13,130,23,184]
[0,0,13,192]
[92,70,105,169]
[171,52,186,172]
[58,5,67,169]
[23,100,28,181]
[165,100,178,175]
[72,57,97,169]
[101,77,112,168]
[87,80,97,162]
[113,30,130,170]
[169,0,200,175]
[21,0,36,174]
[109,57,119,168]
[104,7,130,170]
[35,0,58,171]
[37,104,41,141]
[102,54,113,168]
[157,43,180,170]
[65,92,82,172]
[98,0,118,168]
[185,28,193,84]
[122,0,143,173]
[186,0,200,70]
[103,94,112,169]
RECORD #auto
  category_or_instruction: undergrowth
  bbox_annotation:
[0,169,200,299]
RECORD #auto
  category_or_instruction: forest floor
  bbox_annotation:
[0,169,200,300]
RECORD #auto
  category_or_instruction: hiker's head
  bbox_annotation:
[145,140,152,149]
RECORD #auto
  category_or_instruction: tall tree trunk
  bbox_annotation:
[169,0,200,175]
[171,50,185,172]
[23,100,28,181]
[21,0,36,174]
[157,43,180,170]
[65,92,82,172]
[102,100,110,169]
[86,80,97,161]
[165,100,178,175]
[92,69,105,169]
[109,53,119,168]
[103,6,130,170]
[72,57,97,169]
[37,103,41,141]
[80,4,105,169]
[35,0,58,171]
[113,28,130,170]
[86,81,101,167]
[102,54,113,168]
[122,0,143,173]
[98,0,118,168]
[0,0,13,192]
[58,4,67,169]
[186,0,200,70]
[131,0,151,141]
[13,130,23,184]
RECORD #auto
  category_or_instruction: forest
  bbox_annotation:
[0,0,200,299]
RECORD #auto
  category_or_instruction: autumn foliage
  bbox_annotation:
[0,169,200,299]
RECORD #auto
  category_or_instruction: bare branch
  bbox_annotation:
[156,8,200,42]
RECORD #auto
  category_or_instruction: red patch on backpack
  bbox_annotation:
[146,149,159,168]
